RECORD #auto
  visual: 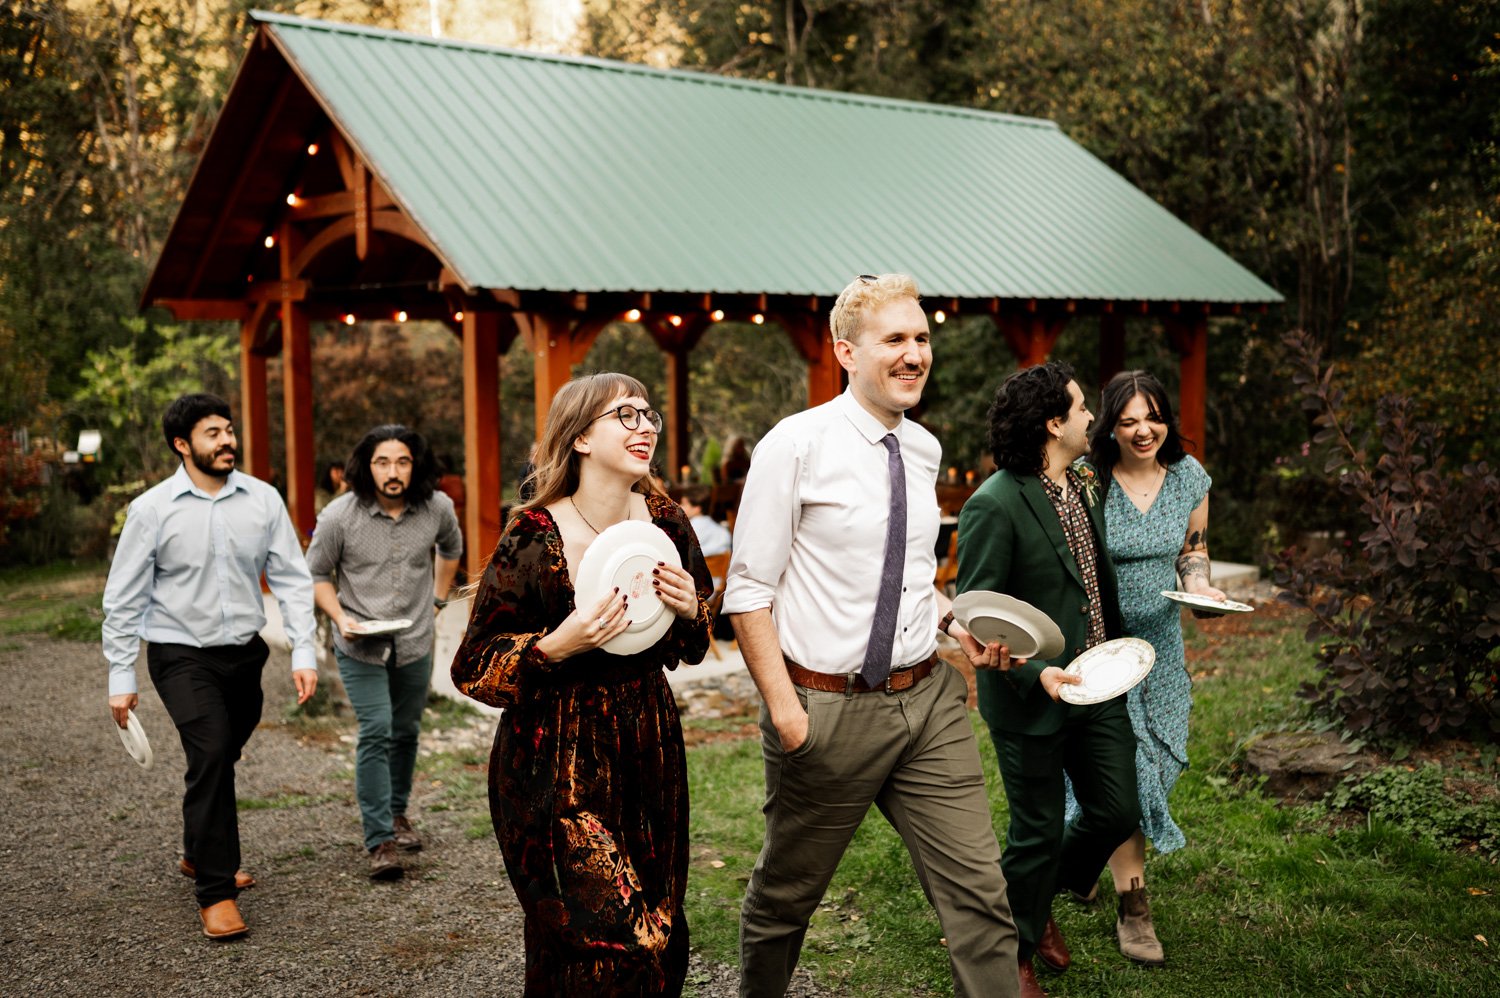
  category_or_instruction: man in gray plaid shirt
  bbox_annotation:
[306,424,462,880]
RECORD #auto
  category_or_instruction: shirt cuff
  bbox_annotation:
[290,647,318,673]
[107,668,138,697]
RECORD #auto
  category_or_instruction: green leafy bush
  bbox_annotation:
[1273,330,1500,742]
[1327,764,1500,860]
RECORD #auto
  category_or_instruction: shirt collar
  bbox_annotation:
[168,464,246,501]
[836,388,906,447]
[1039,465,1082,502]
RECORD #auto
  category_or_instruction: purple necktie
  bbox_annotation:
[860,433,906,688]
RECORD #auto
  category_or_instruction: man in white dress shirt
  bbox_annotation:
[724,274,1020,997]
[103,393,319,941]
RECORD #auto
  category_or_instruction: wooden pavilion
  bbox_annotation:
[143,13,1282,577]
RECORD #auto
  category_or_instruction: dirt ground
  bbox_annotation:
[0,632,834,997]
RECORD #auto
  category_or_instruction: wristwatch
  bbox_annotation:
[433,597,446,609]
[938,610,956,637]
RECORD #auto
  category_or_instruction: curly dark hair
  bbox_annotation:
[1087,370,1188,485]
[986,362,1077,475]
[345,424,438,507]
[162,393,231,455]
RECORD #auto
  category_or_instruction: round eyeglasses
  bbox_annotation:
[594,404,663,433]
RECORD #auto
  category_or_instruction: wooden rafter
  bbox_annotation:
[184,74,297,299]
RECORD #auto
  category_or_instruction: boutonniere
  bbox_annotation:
[1072,461,1099,509]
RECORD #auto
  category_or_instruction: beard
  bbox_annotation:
[190,444,235,479]
[378,478,408,499]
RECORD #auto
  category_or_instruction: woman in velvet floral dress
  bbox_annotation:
[452,373,712,996]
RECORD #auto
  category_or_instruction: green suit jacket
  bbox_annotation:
[956,467,1123,737]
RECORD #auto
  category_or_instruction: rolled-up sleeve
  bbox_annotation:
[263,498,319,673]
[101,500,159,696]
[304,507,342,586]
[435,496,463,561]
[722,431,801,616]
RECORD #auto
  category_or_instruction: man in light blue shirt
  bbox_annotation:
[103,393,318,941]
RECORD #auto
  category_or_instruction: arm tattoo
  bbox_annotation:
[1176,552,1211,582]
[1184,527,1207,551]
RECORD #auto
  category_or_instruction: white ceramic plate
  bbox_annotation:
[1059,637,1156,705]
[117,709,153,769]
[574,520,683,655]
[952,590,1066,660]
[1160,591,1254,615]
[346,618,415,636]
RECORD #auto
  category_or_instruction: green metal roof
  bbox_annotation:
[251,11,1280,304]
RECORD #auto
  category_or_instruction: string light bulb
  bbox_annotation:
[396,310,408,323]
[306,142,319,156]
[263,235,276,249]
[285,193,300,207]
[933,309,947,324]
[751,313,764,325]
[624,308,642,322]
[668,314,682,327]
[453,310,465,322]
[343,313,356,326]
[710,309,725,322]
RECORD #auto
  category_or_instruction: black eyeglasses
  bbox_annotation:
[857,273,879,283]
[594,404,663,433]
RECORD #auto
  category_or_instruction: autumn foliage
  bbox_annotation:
[1274,331,1500,742]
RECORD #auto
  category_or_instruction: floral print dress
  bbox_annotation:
[452,493,712,997]
[1065,456,1211,854]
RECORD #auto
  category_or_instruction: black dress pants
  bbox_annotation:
[147,635,268,907]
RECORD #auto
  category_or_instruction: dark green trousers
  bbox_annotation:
[989,698,1140,961]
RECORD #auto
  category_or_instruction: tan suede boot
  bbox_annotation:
[1116,877,1165,966]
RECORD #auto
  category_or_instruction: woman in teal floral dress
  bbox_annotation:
[1073,370,1227,967]
[452,373,711,996]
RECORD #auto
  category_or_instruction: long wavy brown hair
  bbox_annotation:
[512,372,665,524]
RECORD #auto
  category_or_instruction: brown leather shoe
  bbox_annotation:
[392,814,422,852]
[1036,915,1071,972]
[1018,958,1049,998]
[369,840,403,880]
[199,899,248,940]
[179,858,255,890]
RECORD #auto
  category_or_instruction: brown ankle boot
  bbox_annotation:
[1116,877,1165,966]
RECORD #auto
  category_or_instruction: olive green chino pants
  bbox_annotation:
[739,661,1020,998]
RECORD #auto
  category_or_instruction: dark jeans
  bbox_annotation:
[335,650,432,850]
[147,635,268,907]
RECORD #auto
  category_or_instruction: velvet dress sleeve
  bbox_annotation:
[650,494,713,668]
[451,509,568,708]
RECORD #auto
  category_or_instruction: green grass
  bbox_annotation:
[0,560,108,642]
[682,607,1500,995]
[236,791,345,811]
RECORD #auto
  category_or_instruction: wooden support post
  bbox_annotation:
[1167,318,1208,459]
[239,321,270,482]
[463,311,503,578]
[802,316,842,407]
[280,298,315,540]
[1100,313,1126,387]
[997,316,1068,368]
[531,314,574,440]
[665,345,690,481]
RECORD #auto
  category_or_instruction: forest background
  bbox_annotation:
[2,0,1497,568]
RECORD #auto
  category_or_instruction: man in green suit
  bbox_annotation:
[957,362,1140,998]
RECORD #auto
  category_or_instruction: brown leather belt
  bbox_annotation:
[784,653,939,694]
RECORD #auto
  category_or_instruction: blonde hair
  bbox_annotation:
[829,272,921,343]
[512,373,664,522]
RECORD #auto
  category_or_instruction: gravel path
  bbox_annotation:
[0,634,831,998]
